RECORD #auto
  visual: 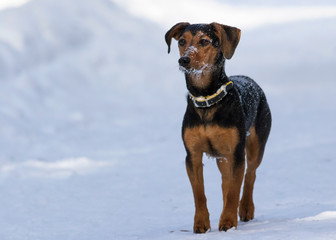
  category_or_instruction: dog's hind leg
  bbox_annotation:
[239,97,271,222]
[239,126,261,222]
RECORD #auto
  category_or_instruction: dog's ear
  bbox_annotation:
[165,22,190,54]
[210,22,241,59]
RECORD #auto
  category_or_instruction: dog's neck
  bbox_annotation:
[185,55,230,97]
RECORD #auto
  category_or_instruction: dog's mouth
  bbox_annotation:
[179,64,211,75]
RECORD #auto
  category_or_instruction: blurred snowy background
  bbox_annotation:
[0,0,336,239]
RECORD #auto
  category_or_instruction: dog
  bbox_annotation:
[165,22,272,233]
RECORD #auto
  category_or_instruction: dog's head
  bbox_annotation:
[165,22,241,74]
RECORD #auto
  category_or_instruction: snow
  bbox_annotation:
[179,64,210,77]
[298,211,336,221]
[0,0,30,10]
[1,157,114,179]
[0,0,336,239]
[184,45,199,55]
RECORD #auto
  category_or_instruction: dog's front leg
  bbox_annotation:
[186,152,210,233]
[216,155,245,231]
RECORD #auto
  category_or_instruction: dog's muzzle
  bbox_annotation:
[178,56,191,67]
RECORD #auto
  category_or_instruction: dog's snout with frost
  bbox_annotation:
[178,56,191,67]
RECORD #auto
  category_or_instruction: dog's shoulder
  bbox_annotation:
[230,75,266,130]
[230,75,261,94]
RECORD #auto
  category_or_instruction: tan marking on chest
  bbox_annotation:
[183,126,239,158]
[195,107,217,122]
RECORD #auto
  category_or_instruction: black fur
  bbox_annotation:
[182,24,220,48]
[180,27,272,168]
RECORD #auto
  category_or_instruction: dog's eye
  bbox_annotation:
[199,39,210,47]
[178,39,186,47]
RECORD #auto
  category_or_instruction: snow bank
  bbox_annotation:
[1,157,114,179]
[298,211,336,221]
[0,0,183,162]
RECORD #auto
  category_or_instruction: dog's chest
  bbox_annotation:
[183,125,239,158]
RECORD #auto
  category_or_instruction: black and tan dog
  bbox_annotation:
[165,22,271,233]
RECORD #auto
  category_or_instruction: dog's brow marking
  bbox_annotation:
[197,32,204,37]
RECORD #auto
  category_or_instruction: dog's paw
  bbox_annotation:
[218,215,237,232]
[193,213,210,234]
[194,223,210,234]
[239,201,255,222]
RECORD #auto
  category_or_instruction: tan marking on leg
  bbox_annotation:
[186,153,210,233]
[183,127,209,233]
[183,127,207,154]
[217,158,245,231]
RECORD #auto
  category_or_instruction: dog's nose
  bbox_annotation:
[178,56,191,67]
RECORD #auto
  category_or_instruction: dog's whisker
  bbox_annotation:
[179,64,213,75]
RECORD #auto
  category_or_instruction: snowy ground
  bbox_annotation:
[0,0,336,239]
